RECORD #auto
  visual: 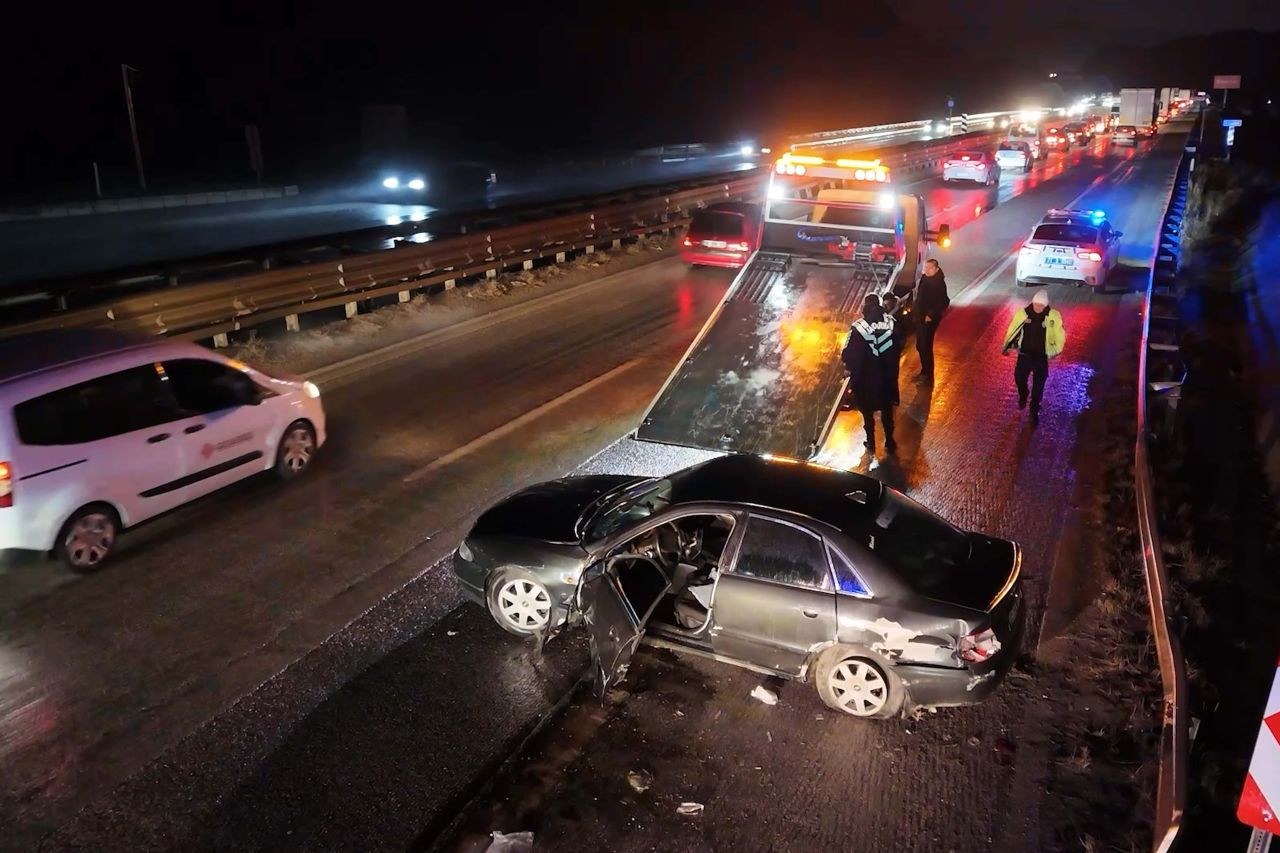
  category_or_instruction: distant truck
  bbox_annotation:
[635,151,950,460]
[1118,88,1156,130]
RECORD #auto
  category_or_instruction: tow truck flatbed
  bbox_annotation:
[637,252,894,459]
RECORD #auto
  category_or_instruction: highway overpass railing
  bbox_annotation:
[1136,136,1193,853]
[0,125,1002,345]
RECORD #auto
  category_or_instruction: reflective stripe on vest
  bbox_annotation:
[853,317,894,356]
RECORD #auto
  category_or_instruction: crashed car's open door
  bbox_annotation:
[578,555,671,695]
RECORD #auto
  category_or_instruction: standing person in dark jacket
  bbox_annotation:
[1001,289,1066,426]
[842,294,900,454]
[914,259,949,381]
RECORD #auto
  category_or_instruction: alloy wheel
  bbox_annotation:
[828,659,889,716]
[281,426,315,473]
[64,512,116,569]
[496,577,551,631]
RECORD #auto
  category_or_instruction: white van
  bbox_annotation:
[0,330,326,571]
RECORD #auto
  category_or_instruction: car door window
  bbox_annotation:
[827,545,872,597]
[14,365,183,446]
[162,359,258,414]
[731,516,831,590]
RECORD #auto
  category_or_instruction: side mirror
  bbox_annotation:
[1113,231,1124,240]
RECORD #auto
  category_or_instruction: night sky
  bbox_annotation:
[4,0,1277,197]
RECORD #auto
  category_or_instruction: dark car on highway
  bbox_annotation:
[453,454,1025,718]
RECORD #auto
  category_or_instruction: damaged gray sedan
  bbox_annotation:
[452,454,1024,718]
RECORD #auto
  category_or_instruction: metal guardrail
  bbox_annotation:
[0,126,1006,345]
[1136,133,1193,853]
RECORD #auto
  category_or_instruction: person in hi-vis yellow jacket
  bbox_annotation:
[1002,289,1065,426]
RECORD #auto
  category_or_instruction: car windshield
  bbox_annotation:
[1033,223,1098,244]
[865,491,971,593]
[581,478,674,541]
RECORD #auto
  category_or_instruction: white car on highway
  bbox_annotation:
[942,151,1000,186]
[994,141,1033,174]
[0,330,326,571]
[1016,209,1123,289]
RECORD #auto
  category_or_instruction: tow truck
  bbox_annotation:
[635,151,950,461]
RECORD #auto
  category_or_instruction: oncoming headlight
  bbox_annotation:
[382,177,399,189]
[408,178,425,190]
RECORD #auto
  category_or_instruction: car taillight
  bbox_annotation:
[682,237,694,247]
[959,627,1002,663]
[1076,248,1103,262]
[728,241,750,252]
[0,461,12,508]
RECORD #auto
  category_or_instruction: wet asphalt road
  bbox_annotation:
[0,124,1190,850]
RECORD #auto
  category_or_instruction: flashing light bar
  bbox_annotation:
[775,153,890,182]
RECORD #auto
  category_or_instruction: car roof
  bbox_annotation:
[0,329,165,386]
[671,454,886,532]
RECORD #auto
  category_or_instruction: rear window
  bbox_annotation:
[998,142,1028,152]
[1116,126,1136,133]
[1032,224,1099,244]
[862,491,970,594]
[688,211,744,237]
[954,151,985,161]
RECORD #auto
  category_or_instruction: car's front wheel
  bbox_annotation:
[815,648,903,718]
[275,420,317,480]
[488,569,554,636]
[56,504,120,573]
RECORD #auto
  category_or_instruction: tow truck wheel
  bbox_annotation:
[815,646,904,719]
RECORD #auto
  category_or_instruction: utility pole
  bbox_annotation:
[121,64,146,190]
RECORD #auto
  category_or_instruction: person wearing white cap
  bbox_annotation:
[1001,289,1066,426]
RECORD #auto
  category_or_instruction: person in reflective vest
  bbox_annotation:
[842,293,901,454]
[1001,288,1066,427]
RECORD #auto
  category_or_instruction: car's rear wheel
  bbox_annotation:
[488,569,553,636]
[814,647,903,719]
[275,420,316,480]
[56,504,120,573]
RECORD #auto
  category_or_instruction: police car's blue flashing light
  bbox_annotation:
[1091,209,1106,220]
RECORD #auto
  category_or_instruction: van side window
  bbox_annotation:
[14,365,181,445]
[162,359,260,414]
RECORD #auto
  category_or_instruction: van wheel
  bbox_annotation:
[275,421,316,480]
[57,504,120,573]
[815,647,904,719]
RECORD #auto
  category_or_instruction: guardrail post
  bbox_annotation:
[444,278,456,290]
[555,251,567,263]
[213,333,229,348]
[285,314,300,332]
[485,268,497,279]
[612,238,622,250]
[344,301,358,319]
[585,244,595,255]
[522,259,534,271]
[398,290,411,303]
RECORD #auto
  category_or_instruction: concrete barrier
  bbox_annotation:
[0,185,302,222]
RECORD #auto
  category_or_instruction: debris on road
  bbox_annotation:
[676,802,705,818]
[750,685,778,705]
[447,630,459,636]
[627,769,653,793]
[486,830,534,852]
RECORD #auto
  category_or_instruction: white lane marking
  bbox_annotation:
[402,358,644,483]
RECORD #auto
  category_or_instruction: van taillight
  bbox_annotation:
[0,461,12,508]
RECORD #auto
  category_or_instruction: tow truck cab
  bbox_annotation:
[635,152,948,461]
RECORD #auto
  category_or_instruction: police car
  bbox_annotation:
[1015,209,1123,289]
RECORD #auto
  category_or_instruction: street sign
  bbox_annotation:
[1239,657,1280,832]
[1223,119,1243,128]
[1214,75,1242,90]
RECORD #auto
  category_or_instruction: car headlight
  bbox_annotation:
[303,381,321,399]
[382,177,399,189]
[457,541,474,562]
[408,178,425,190]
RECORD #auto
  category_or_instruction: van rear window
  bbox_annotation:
[688,211,744,237]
